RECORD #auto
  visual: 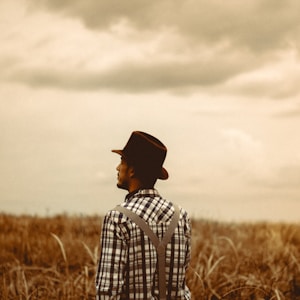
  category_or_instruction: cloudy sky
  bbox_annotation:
[1,0,300,222]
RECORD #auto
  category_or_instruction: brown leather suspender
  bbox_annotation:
[114,204,180,300]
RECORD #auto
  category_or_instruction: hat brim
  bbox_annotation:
[159,167,169,180]
[112,149,168,180]
[112,149,123,156]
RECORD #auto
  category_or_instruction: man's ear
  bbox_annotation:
[128,166,135,178]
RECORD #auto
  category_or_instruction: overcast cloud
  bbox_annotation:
[33,0,300,51]
[1,0,300,95]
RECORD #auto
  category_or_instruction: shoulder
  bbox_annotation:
[104,207,129,224]
[101,207,134,241]
[178,205,190,221]
[176,205,191,234]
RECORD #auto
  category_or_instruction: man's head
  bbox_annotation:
[112,131,168,191]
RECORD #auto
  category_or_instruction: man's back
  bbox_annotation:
[96,189,191,300]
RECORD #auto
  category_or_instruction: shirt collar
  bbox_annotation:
[125,188,159,202]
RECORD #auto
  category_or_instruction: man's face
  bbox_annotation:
[116,157,131,191]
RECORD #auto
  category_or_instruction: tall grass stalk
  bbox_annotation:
[81,241,98,265]
[50,232,69,277]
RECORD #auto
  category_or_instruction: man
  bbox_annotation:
[95,131,191,299]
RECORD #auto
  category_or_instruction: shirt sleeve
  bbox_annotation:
[183,213,192,300]
[184,213,192,270]
[95,212,128,300]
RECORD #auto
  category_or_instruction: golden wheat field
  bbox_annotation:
[0,213,299,300]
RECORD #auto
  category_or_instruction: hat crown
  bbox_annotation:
[112,131,168,180]
[123,131,166,164]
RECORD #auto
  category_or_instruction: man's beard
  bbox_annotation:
[117,181,129,191]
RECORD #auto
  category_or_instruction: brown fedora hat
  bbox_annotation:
[112,131,169,180]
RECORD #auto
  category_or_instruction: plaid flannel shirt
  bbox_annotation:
[95,189,191,300]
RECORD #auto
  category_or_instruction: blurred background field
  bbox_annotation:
[0,213,299,299]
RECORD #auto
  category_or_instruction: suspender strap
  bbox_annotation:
[114,204,180,300]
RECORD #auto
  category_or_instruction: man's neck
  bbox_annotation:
[128,178,143,193]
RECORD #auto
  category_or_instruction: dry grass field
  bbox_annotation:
[0,213,299,299]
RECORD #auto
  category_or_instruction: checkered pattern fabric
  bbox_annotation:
[95,189,191,300]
